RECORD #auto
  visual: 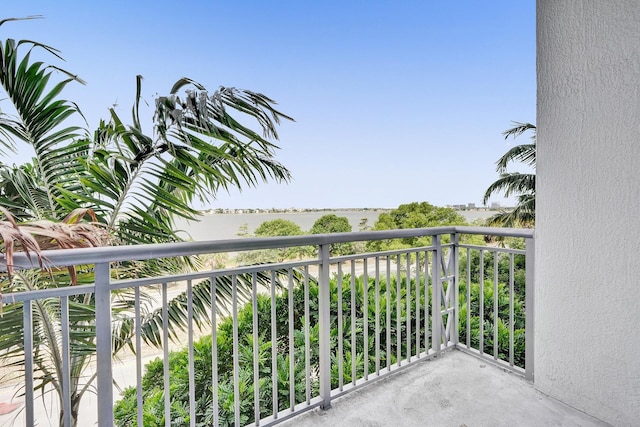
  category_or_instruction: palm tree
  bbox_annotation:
[0,18,293,426]
[483,122,536,227]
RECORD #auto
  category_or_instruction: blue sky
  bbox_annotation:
[2,1,535,209]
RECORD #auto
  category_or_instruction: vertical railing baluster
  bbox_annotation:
[288,269,295,411]
[135,286,143,427]
[252,272,260,425]
[270,271,278,418]
[424,251,430,353]
[60,296,71,427]
[232,276,240,426]
[363,258,369,380]
[432,235,441,355]
[406,253,411,362]
[493,251,499,361]
[187,279,196,427]
[375,257,380,375]
[304,266,311,403]
[509,253,515,367]
[162,282,170,427]
[318,244,332,408]
[351,261,356,385]
[385,256,391,371]
[95,261,113,426]
[525,237,535,381]
[479,250,485,355]
[396,254,401,366]
[466,247,471,349]
[24,300,34,427]
[211,276,219,427]
[415,253,420,357]
[337,263,344,390]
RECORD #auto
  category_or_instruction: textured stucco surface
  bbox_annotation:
[537,1,640,425]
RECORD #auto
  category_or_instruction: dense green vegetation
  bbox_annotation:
[254,219,305,237]
[366,202,467,252]
[235,214,355,264]
[459,246,527,365]
[309,214,353,255]
[114,254,526,426]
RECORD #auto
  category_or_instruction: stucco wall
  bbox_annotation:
[536,1,640,425]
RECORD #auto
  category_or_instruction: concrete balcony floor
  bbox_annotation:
[280,350,609,427]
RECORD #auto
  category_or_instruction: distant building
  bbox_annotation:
[491,202,501,209]
[467,203,476,209]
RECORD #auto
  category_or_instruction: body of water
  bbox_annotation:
[174,209,496,241]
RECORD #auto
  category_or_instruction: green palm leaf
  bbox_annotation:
[0,34,86,218]
[483,172,535,203]
[484,123,536,226]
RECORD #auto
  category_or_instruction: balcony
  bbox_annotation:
[0,226,605,426]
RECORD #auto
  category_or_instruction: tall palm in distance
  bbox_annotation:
[483,122,536,227]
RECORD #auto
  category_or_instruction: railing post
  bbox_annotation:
[432,235,441,355]
[318,244,332,409]
[525,237,535,381]
[95,262,113,425]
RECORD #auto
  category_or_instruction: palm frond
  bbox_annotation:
[495,142,536,173]
[485,194,535,228]
[0,163,47,220]
[484,122,536,226]
[0,36,86,217]
[130,269,285,349]
[0,207,108,284]
[502,122,536,140]
[483,173,535,205]
[154,80,294,195]
[0,207,44,275]
[0,16,44,28]
[60,76,294,248]
[496,123,536,173]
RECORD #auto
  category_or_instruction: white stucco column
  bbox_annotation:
[536,1,640,425]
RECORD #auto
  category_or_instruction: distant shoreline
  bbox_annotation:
[175,208,499,242]
[201,207,506,215]
[201,207,391,215]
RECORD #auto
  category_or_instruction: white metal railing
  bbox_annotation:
[0,226,534,427]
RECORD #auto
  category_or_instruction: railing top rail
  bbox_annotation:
[454,226,534,239]
[1,226,534,269]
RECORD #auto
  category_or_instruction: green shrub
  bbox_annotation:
[114,269,525,426]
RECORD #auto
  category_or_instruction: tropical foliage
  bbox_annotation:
[458,246,527,366]
[309,214,353,255]
[254,219,303,238]
[366,201,467,252]
[235,219,308,264]
[235,215,357,264]
[483,122,536,227]
[114,258,526,426]
[114,272,422,426]
[0,19,293,426]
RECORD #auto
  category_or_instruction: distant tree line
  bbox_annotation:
[235,202,469,264]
